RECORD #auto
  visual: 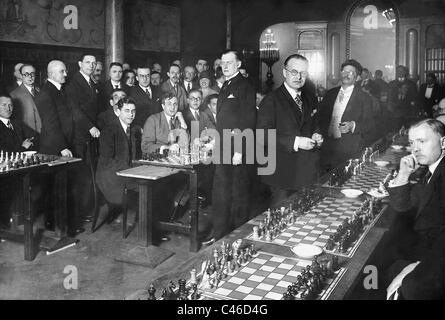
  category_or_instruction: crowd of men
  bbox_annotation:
[1,51,445,299]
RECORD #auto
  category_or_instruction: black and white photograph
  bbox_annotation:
[1,0,445,304]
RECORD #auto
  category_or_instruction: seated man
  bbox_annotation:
[386,119,445,299]
[96,97,141,211]
[0,94,35,152]
[141,92,188,155]
[97,88,127,130]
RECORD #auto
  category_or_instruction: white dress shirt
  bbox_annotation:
[328,85,355,138]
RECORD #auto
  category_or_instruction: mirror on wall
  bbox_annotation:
[349,0,397,81]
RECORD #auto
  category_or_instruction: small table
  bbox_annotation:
[117,164,200,251]
[0,156,82,260]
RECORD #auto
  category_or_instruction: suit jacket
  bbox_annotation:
[257,84,319,190]
[417,83,443,116]
[216,73,256,158]
[97,108,119,130]
[98,80,130,113]
[317,85,374,166]
[202,107,217,127]
[0,119,33,152]
[6,81,20,94]
[180,79,199,95]
[96,121,141,205]
[388,157,445,299]
[65,71,99,148]
[35,81,74,155]
[184,108,216,139]
[141,111,185,154]
[128,85,162,128]
[161,80,187,112]
[10,84,42,134]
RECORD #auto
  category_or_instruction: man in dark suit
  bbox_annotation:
[96,97,141,207]
[386,119,445,299]
[417,73,444,118]
[129,66,162,128]
[161,64,187,112]
[181,66,199,95]
[65,54,100,224]
[183,89,216,135]
[257,54,323,207]
[203,50,257,244]
[10,64,41,141]
[35,60,73,157]
[0,95,34,152]
[317,59,374,171]
[98,62,129,113]
[202,93,218,127]
[97,88,127,130]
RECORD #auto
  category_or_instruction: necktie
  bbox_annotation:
[126,126,132,160]
[174,84,178,94]
[187,82,191,92]
[423,170,432,184]
[170,116,176,130]
[6,120,13,130]
[30,86,35,97]
[338,90,345,103]
[194,110,200,121]
[294,93,303,113]
[125,126,131,140]
[145,88,151,99]
[115,85,119,89]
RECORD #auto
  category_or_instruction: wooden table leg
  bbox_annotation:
[138,184,153,247]
[23,173,34,261]
[189,170,199,252]
[54,167,68,238]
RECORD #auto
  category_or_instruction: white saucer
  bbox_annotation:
[391,145,404,150]
[291,244,323,259]
[374,160,390,167]
[341,189,363,198]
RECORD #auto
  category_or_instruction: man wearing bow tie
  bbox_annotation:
[317,59,374,171]
[257,54,323,207]
[10,64,42,143]
[201,50,256,245]
[385,119,445,299]
[417,73,444,118]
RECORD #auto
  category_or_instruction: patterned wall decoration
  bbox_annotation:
[0,0,104,48]
[128,0,181,52]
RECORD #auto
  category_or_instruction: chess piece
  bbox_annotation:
[147,284,156,300]
[190,269,197,285]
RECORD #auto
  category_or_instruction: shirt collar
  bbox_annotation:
[119,118,128,133]
[47,78,62,90]
[225,72,239,82]
[283,82,301,99]
[111,80,120,87]
[0,117,10,126]
[23,83,34,94]
[17,80,22,86]
[139,84,151,92]
[79,70,91,84]
[428,154,445,177]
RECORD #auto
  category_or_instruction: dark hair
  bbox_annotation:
[203,93,219,107]
[161,92,177,104]
[116,97,136,110]
[375,70,383,77]
[109,88,127,100]
[151,71,161,76]
[410,119,445,138]
[221,50,241,61]
[169,64,181,71]
[19,64,35,74]
[341,59,363,75]
[188,88,202,97]
[215,67,224,79]
[109,62,123,70]
[136,66,150,72]
[362,68,369,73]
[284,54,308,67]
[79,53,96,62]
[426,72,437,81]
[123,69,136,78]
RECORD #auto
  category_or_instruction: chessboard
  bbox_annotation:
[341,165,392,192]
[246,197,386,258]
[200,251,346,300]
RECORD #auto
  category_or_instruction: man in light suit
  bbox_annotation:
[161,64,187,112]
[257,54,323,207]
[129,66,162,128]
[10,64,41,142]
[141,92,188,155]
[385,119,445,299]
[317,59,374,171]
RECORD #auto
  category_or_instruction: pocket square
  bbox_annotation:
[227,94,236,98]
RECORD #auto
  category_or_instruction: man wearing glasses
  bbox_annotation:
[129,66,161,127]
[316,59,374,171]
[257,54,323,207]
[10,64,42,143]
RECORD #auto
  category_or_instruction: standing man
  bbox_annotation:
[99,62,129,113]
[181,66,199,95]
[65,53,100,225]
[417,73,444,118]
[196,59,209,77]
[10,64,42,140]
[35,60,73,157]
[317,59,374,171]
[91,61,104,86]
[129,66,161,127]
[161,64,187,112]
[203,50,256,244]
[257,54,323,207]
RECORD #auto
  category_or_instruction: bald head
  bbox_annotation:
[47,60,68,84]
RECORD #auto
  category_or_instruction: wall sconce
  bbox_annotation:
[260,29,280,90]
[382,8,396,26]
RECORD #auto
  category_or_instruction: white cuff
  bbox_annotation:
[388,179,408,188]
[293,136,300,152]
[351,121,356,133]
